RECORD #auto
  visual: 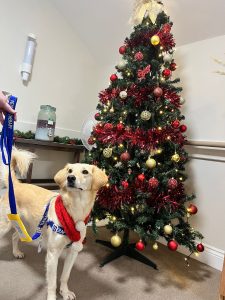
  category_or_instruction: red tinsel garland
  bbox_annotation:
[99,88,120,104]
[93,126,185,150]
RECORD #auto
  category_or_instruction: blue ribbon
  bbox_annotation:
[0,96,17,214]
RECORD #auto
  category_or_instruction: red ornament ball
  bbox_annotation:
[149,177,159,189]
[168,178,178,189]
[94,113,100,120]
[170,62,177,71]
[88,137,95,145]
[110,74,118,82]
[117,123,124,131]
[162,69,172,78]
[168,240,178,251]
[187,204,198,215]
[134,51,144,61]
[104,123,113,130]
[120,152,131,162]
[172,120,180,129]
[135,240,145,251]
[180,125,187,132]
[153,87,163,97]
[121,180,129,189]
[197,243,204,253]
[138,174,145,181]
[119,45,126,54]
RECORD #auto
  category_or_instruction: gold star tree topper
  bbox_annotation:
[130,0,164,26]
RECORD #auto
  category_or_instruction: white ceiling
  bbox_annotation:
[52,0,225,65]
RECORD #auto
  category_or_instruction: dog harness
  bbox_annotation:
[32,194,90,248]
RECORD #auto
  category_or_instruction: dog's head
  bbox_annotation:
[54,163,108,192]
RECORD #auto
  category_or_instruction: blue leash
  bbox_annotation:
[1,101,65,244]
[0,95,18,214]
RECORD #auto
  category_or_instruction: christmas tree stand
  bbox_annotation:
[96,229,158,269]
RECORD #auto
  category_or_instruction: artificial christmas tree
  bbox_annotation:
[85,0,203,268]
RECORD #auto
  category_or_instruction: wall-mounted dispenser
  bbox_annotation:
[21,33,37,82]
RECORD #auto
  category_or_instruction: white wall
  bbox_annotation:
[176,36,225,268]
[0,0,99,178]
[175,35,225,142]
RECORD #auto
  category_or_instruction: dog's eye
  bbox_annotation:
[82,170,89,175]
[68,169,73,174]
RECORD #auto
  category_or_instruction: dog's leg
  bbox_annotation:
[12,231,24,259]
[46,246,64,300]
[60,247,79,300]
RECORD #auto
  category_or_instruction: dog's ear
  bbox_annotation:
[54,164,68,186]
[92,166,108,191]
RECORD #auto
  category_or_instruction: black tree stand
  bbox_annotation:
[96,229,158,270]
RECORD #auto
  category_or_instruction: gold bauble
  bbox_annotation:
[103,147,113,158]
[171,153,180,163]
[153,243,158,250]
[146,158,156,169]
[164,225,173,235]
[111,234,122,247]
[151,35,160,46]
[141,110,151,121]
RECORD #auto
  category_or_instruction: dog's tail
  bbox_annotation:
[0,147,37,187]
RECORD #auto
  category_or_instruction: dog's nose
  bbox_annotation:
[67,175,76,183]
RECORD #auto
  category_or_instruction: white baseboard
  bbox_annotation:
[158,237,224,271]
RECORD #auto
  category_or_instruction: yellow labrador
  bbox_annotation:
[0,148,107,300]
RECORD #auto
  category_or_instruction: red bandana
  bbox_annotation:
[55,195,90,242]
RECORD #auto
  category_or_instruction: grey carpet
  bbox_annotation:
[0,227,220,300]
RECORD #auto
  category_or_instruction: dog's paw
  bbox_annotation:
[13,250,25,259]
[60,289,76,300]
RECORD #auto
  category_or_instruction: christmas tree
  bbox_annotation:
[85,0,204,268]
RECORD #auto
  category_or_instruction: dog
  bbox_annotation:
[0,148,108,300]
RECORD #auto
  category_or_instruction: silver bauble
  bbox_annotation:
[120,91,128,99]
[117,60,127,70]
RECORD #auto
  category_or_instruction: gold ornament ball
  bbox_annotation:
[151,35,160,46]
[164,225,173,235]
[111,234,122,247]
[103,148,113,158]
[171,153,180,163]
[141,110,151,121]
[146,158,156,169]
[153,243,158,250]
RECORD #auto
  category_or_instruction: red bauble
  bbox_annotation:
[95,113,100,120]
[119,45,126,54]
[180,125,187,132]
[153,87,163,97]
[168,178,178,189]
[121,180,129,189]
[110,74,118,82]
[149,177,159,189]
[88,137,95,145]
[117,123,124,131]
[162,69,172,77]
[172,120,180,129]
[104,123,113,130]
[120,152,131,162]
[170,62,177,71]
[197,243,204,253]
[138,174,145,181]
[187,204,198,215]
[168,240,178,251]
[135,240,145,251]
